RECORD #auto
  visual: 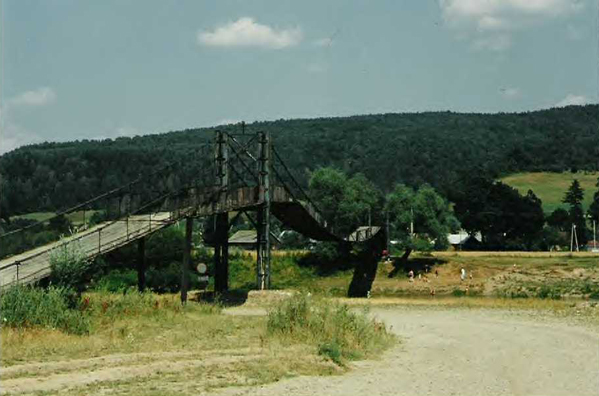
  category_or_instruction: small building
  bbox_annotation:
[586,240,599,252]
[448,231,482,250]
[228,230,279,249]
[347,226,382,242]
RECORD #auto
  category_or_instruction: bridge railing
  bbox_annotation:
[270,146,329,227]
[0,144,213,260]
[0,180,221,287]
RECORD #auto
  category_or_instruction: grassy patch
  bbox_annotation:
[228,249,321,291]
[266,293,395,366]
[1,290,396,395]
[0,285,90,334]
[10,210,101,226]
[501,171,598,213]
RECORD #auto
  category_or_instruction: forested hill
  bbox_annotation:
[1,105,598,217]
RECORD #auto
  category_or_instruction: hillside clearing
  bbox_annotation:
[501,171,598,213]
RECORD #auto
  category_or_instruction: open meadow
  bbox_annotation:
[501,171,599,213]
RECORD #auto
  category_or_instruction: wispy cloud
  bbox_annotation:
[8,87,56,107]
[0,87,57,154]
[198,17,302,49]
[555,94,588,107]
[0,115,43,154]
[439,0,585,51]
[214,119,241,126]
[500,87,521,99]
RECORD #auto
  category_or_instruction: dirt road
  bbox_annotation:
[216,307,599,396]
[3,306,598,395]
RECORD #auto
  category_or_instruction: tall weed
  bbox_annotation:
[267,294,393,365]
[0,285,90,334]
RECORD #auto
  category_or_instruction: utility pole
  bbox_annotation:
[410,207,414,237]
[571,223,580,252]
[385,210,390,253]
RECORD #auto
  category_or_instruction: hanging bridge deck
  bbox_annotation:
[0,186,365,289]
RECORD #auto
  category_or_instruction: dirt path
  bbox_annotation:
[215,308,599,396]
[0,348,262,395]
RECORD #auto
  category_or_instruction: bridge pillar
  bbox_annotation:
[137,237,146,292]
[214,130,230,293]
[214,212,229,293]
[181,217,193,304]
[256,132,271,290]
[347,229,387,298]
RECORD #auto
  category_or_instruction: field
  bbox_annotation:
[501,171,598,213]
[10,210,99,226]
[300,251,599,300]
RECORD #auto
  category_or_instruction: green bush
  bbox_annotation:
[0,285,90,334]
[318,340,344,365]
[266,294,393,366]
[94,269,138,292]
[146,261,202,293]
[49,240,92,292]
[537,285,561,300]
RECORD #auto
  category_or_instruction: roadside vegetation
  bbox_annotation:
[1,288,394,395]
[267,294,394,366]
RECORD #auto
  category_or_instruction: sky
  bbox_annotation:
[1,0,598,154]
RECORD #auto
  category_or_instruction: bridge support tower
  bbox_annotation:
[137,237,146,292]
[214,131,230,293]
[256,132,271,290]
[181,217,193,304]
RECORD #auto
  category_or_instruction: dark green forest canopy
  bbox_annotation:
[1,105,598,216]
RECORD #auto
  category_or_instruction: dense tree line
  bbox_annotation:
[1,105,598,220]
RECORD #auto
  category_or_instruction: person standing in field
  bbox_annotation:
[460,267,466,282]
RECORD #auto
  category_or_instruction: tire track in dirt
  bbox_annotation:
[0,349,262,395]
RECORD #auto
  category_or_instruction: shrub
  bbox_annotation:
[318,340,344,365]
[266,294,393,366]
[146,261,202,293]
[94,269,138,292]
[0,285,90,334]
[49,239,92,292]
[536,285,561,300]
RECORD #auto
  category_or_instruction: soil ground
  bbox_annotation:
[214,306,599,396]
[2,301,598,396]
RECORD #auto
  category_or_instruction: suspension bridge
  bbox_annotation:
[0,130,384,298]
